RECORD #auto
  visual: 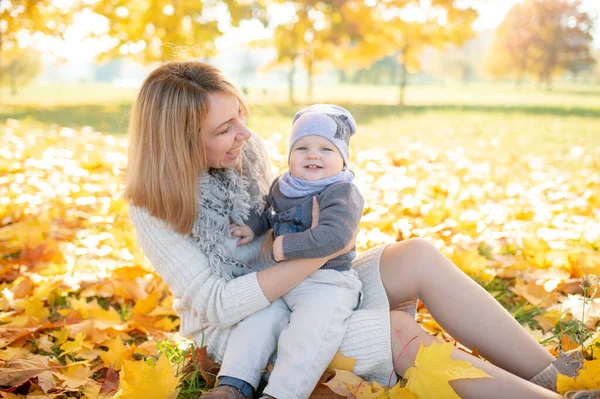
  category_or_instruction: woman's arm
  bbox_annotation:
[129,203,351,326]
[257,257,326,302]
[130,205,271,328]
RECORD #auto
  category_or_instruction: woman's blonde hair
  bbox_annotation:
[124,61,248,234]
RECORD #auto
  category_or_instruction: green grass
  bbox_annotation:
[2,81,600,160]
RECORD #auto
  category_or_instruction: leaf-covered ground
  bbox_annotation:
[0,119,599,398]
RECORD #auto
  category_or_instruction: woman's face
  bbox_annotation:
[202,91,252,169]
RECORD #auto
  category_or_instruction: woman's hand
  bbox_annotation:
[310,196,320,229]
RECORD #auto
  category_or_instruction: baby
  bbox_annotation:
[225,104,364,399]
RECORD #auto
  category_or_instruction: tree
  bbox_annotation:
[0,1,73,80]
[0,47,42,95]
[371,0,478,105]
[257,0,383,104]
[258,0,477,105]
[486,0,595,89]
[426,32,493,85]
[90,0,267,64]
[485,2,533,85]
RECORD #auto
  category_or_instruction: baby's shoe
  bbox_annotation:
[201,384,252,399]
[529,350,584,391]
[563,390,600,399]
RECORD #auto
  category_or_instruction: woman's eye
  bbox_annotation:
[220,126,231,135]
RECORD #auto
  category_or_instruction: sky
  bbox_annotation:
[30,0,600,63]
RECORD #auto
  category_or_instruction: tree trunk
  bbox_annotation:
[545,72,553,91]
[306,58,313,103]
[398,47,408,107]
[398,62,407,107]
[9,65,17,96]
[0,30,3,102]
[288,58,296,105]
[536,72,544,90]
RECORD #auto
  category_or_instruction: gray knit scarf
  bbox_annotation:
[190,136,270,281]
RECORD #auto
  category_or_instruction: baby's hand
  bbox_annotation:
[230,224,255,247]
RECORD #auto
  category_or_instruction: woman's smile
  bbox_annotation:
[226,146,243,159]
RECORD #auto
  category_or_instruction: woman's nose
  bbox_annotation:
[237,124,252,141]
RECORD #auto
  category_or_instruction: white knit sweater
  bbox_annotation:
[128,134,417,386]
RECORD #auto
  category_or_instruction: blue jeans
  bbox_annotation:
[218,376,254,398]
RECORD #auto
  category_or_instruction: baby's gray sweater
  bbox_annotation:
[245,178,364,271]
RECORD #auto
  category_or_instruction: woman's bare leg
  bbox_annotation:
[389,311,562,399]
[379,238,555,380]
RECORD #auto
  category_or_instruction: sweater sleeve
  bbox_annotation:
[281,182,364,260]
[246,196,271,237]
[128,205,271,328]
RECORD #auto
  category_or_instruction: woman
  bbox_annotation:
[124,61,584,399]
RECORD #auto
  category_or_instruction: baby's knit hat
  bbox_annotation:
[290,104,357,167]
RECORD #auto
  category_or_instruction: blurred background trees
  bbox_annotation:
[0,47,42,95]
[486,0,595,89]
[0,0,74,91]
[1,0,597,100]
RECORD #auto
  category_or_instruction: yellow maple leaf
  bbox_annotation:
[326,350,356,374]
[99,335,126,370]
[347,380,385,399]
[87,300,122,323]
[54,363,94,389]
[404,342,491,399]
[70,297,90,318]
[347,380,416,399]
[52,326,70,346]
[324,369,365,397]
[114,355,180,399]
[132,292,159,315]
[16,297,49,322]
[557,359,600,394]
[387,383,417,398]
[60,332,86,357]
[323,369,414,399]
[591,334,600,360]
[152,317,180,332]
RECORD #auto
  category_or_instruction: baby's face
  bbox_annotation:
[289,135,344,181]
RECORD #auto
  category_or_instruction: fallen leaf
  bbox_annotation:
[99,335,126,370]
[114,355,180,399]
[60,332,86,357]
[54,363,94,389]
[326,351,357,374]
[557,359,600,394]
[0,354,53,389]
[324,369,365,396]
[404,342,491,399]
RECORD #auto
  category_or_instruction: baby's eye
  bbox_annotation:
[296,146,307,150]
[322,148,333,151]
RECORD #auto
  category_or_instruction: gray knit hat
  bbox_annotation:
[290,104,357,167]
